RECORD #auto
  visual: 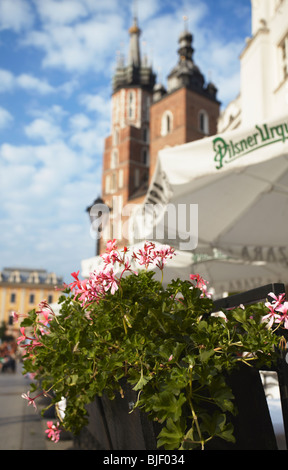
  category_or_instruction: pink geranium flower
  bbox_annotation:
[275,301,288,329]
[133,242,175,270]
[106,239,118,253]
[45,421,61,443]
[17,327,26,345]
[11,311,19,322]
[262,293,288,329]
[21,391,37,411]
[262,303,281,329]
[190,274,211,298]
[151,245,175,270]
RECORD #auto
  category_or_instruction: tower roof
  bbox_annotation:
[112,16,156,93]
[166,25,218,101]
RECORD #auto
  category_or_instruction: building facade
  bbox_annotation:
[0,268,62,336]
[218,0,288,132]
[99,16,220,252]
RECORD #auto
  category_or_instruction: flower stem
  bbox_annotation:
[187,365,205,450]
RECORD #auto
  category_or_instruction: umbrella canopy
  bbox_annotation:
[130,115,288,290]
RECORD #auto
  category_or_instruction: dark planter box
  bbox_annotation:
[73,379,161,450]
[73,365,277,450]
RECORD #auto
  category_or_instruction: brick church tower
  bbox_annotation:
[99,16,220,253]
[149,23,220,178]
[100,15,156,252]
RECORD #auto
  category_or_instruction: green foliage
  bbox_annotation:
[20,268,284,449]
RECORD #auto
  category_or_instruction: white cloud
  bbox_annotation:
[0,143,37,165]
[0,139,98,224]
[0,0,34,32]
[17,73,55,95]
[24,118,63,143]
[69,113,92,131]
[80,0,121,14]
[79,93,110,115]
[68,94,111,154]
[0,107,13,129]
[0,69,15,92]
[33,0,88,25]
[0,68,77,98]
[70,128,105,155]
[22,14,126,74]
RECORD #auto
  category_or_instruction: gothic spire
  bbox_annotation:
[128,15,141,67]
[112,7,156,93]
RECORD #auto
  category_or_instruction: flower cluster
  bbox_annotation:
[45,421,61,443]
[189,273,211,298]
[68,241,133,307]
[69,240,176,308]
[263,292,288,329]
[132,241,176,270]
[16,299,57,357]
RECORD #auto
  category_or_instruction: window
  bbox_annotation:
[143,126,149,143]
[111,172,117,192]
[111,149,118,169]
[134,168,140,187]
[28,272,39,283]
[161,111,173,136]
[118,169,124,189]
[105,175,111,194]
[279,34,288,81]
[128,90,136,120]
[48,295,53,304]
[10,293,16,303]
[114,94,120,124]
[29,293,35,304]
[199,110,209,134]
[142,148,149,166]
[145,96,150,120]
[113,127,119,146]
[46,273,57,284]
[8,271,20,282]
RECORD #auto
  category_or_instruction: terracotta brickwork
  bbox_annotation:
[149,88,220,178]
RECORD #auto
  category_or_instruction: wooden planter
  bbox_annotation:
[73,365,277,450]
[73,379,161,450]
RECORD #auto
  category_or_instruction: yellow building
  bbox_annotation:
[0,267,63,336]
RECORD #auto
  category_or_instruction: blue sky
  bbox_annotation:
[0,0,251,284]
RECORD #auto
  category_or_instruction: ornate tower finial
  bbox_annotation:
[128,0,141,67]
[183,15,189,31]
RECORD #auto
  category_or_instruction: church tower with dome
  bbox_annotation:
[100,14,220,251]
[149,21,220,180]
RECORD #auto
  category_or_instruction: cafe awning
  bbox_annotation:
[128,114,288,293]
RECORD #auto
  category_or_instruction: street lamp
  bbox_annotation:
[86,197,110,256]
